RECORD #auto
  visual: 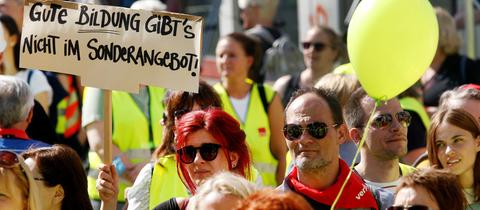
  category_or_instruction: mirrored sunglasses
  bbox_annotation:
[371,111,411,129]
[177,143,222,164]
[283,122,338,141]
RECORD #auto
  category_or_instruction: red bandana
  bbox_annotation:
[0,128,30,140]
[287,159,378,209]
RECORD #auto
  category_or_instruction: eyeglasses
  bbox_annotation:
[177,143,222,164]
[371,111,411,129]
[302,42,328,51]
[387,205,431,210]
[283,122,338,141]
[0,150,19,168]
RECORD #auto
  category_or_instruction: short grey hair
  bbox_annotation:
[238,0,279,23]
[0,75,34,128]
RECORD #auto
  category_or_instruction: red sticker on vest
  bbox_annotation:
[258,127,266,137]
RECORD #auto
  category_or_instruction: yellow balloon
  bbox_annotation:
[347,0,438,100]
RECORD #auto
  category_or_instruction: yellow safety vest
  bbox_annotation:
[87,87,165,201]
[148,155,262,209]
[149,155,189,210]
[399,97,430,130]
[214,83,278,186]
[399,163,416,176]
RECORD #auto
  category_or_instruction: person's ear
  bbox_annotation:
[26,107,34,123]
[475,136,480,152]
[229,152,239,168]
[9,33,18,46]
[349,128,362,144]
[247,56,254,68]
[336,124,348,144]
[53,185,65,204]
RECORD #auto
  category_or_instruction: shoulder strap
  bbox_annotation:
[257,83,269,114]
[27,70,34,85]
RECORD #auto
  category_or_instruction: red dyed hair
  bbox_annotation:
[175,109,251,194]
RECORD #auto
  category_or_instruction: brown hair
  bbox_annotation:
[152,80,222,160]
[22,145,93,210]
[235,189,313,210]
[427,108,480,201]
[435,7,461,54]
[395,168,466,210]
[314,73,360,108]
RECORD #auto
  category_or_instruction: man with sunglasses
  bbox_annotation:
[345,88,416,192]
[0,76,50,153]
[278,87,392,210]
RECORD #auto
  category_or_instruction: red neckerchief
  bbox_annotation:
[0,128,30,140]
[287,159,378,209]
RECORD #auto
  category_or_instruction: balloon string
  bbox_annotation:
[330,100,380,210]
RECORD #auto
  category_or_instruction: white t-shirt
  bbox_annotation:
[229,92,250,123]
[15,69,53,106]
[126,162,153,210]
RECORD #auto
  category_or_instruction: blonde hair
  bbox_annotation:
[0,154,42,210]
[187,172,259,210]
[435,7,461,54]
[314,73,359,107]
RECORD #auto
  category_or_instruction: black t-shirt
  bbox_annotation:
[153,198,187,210]
[406,110,427,151]
[26,100,59,145]
[423,54,480,107]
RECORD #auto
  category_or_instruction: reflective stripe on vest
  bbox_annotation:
[87,87,165,201]
[399,97,430,130]
[149,155,189,210]
[214,83,278,186]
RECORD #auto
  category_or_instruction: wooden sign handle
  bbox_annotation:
[103,89,112,164]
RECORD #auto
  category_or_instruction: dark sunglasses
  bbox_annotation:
[283,122,338,141]
[371,111,411,129]
[387,205,431,210]
[177,143,222,164]
[302,42,328,51]
[0,150,19,168]
[174,109,190,120]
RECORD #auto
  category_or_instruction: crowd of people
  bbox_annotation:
[1,0,480,210]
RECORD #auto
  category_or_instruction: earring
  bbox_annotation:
[232,163,237,168]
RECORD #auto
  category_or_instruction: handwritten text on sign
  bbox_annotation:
[20,0,203,92]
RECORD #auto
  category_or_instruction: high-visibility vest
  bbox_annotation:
[214,83,279,186]
[149,155,189,210]
[87,87,165,201]
[399,97,430,130]
[148,156,262,209]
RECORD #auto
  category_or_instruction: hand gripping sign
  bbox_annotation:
[20,0,203,93]
[20,0,203,163]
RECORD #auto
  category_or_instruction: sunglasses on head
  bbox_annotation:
[302,42,328,51]
[387,205,431,210]
[283,122,338,141]
[0,150,19,168]
[371,111,411,129]
[177,143,222,164]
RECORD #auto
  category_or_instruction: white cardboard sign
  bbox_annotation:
[20,0,203,93]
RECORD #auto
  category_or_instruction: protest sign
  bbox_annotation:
[21,0,203,93]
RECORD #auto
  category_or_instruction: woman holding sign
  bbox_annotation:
[213,32,286,186]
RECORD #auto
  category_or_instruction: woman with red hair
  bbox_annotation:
[97,108,252,210]
[174,109,251,193]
